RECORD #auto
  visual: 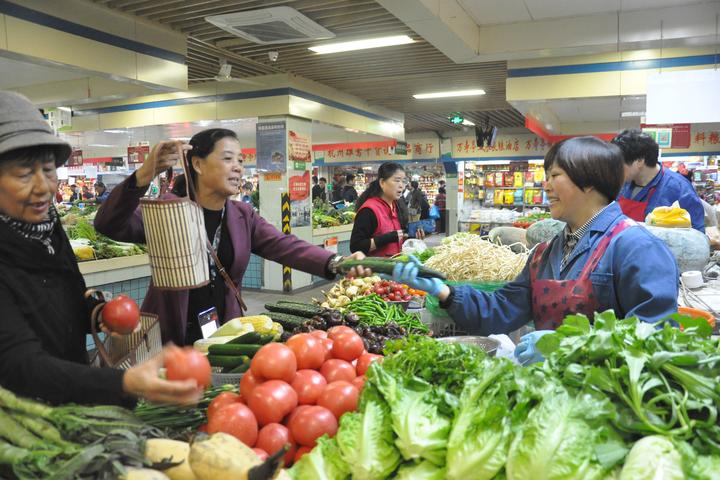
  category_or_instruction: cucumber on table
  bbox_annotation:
[338,258,447,280]
[264,312,308,330]
[208,355,248,369]
[228,331,275,345]
[264,302,321,317]
[208,344,262,356]
[227,362,251,374]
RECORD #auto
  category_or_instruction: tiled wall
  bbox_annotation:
[95,276,151,305]
[242,254,264,289]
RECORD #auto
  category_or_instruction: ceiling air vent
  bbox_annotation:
[206,6,335,45]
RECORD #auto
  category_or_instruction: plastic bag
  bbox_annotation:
[402,238,427,255]
[408,219,436,237]
[645,201,691,228]
[429,204,440,219]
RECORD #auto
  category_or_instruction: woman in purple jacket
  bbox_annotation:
[95,129,364,346]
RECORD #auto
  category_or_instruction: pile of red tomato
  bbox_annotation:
[371,280,412,302]
[203,327,383,466]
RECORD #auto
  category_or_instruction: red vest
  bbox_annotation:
[359,197,403,257]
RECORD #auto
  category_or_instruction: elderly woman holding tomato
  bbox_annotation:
[95,128,366,346]
[0,92,201,406]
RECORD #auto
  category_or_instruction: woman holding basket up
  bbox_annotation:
[0,92,201,406]
[95,128,365,346]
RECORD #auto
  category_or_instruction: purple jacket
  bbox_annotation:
[94,175,334,345]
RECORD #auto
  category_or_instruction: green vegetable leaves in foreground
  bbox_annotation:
[288,435,349,480]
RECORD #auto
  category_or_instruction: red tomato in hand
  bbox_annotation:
[321,338,334,362]
[327,326,355,341]
[352,375,366,391]
[253,448,269,461]
[320,359,356,383]
[309,330,328,339]
[317,381,359,420]
[207,392,241,421]
[294,446,312,463]
[251,343,297,383]
[207,403,258,447]
[291,369,327,405]
[248,380,298,426]
[355,353,383,376]
[288,405,338,447]
[331,332,365,362]
[256,423,295,466]
[240,370,264,399]
[164,346,211,389]
[286,334,325,370]
[101,294,140,334]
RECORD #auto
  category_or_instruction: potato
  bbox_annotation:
[189,433,260,480]
[121,468,170,480]
[145,439,196,480]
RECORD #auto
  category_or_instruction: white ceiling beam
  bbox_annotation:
[379,0,720,63]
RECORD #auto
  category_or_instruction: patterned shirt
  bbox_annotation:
[561,206,608,268]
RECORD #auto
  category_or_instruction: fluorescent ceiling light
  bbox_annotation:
[461,119,475,126]
[309,35,414,54]
[413,89,485,99]
[621,111,646,117]
[88,144,116,148]
[103,129,127,134]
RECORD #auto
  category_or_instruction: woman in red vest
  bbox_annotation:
[350,162,408,256]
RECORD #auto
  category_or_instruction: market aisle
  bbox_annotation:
[243,282,330,314]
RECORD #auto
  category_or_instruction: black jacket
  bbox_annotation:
[0,221,127,405]
[342,185,358,203]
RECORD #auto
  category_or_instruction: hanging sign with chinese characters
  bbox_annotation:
[319,138,439,163]
[452,134,549,159]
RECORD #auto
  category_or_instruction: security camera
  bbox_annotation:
[268,51,279,62]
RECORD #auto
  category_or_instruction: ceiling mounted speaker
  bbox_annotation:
[206,6,335,45]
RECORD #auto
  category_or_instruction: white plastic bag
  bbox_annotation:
[402,239,427,255]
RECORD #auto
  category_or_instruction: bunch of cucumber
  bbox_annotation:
[208,331,275,373]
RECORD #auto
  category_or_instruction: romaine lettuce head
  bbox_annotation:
[287,435,349,480]
[394,461,446,480]
[446,360,516,480]
[370,366,450,466]
[506,389,612,480]
[619,436,684,480]
[335,386,401,480]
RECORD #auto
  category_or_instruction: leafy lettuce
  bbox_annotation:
[619,436,684,480]
[394,460,446,480]
[287,435,349,480]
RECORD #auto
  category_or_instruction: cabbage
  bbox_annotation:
[370,367,450,466]
[506,389,613,480]
[446,360,515,480]
[619,436,684,480]
[335,387,401,480]
[287,435,349,480]
[394,461,446,480]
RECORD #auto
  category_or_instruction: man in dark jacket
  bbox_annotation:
[312,176,327,202]
[342,173,359,203]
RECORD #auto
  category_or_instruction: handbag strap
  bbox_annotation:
[179,145,247,314]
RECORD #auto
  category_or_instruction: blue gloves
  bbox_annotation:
[388,254,445,297]
[514,330,553,366]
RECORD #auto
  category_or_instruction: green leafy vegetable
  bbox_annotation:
[394,460,446,480]
[619,436,684,480]
[288,435,349,480]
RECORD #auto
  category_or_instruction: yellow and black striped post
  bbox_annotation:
[281,193,292,292]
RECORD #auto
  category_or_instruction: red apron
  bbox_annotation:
[358,197,403,257]
[530,219,634,330]
[617,169,662,221]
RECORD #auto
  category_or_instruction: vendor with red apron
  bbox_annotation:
[612,129,705,232]
[350,162,408,257]
[389,137,679,364]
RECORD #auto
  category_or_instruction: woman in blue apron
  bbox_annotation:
[391,136,679,364]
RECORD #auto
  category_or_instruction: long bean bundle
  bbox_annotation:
[345,294,428,333]
[424,233,529,282]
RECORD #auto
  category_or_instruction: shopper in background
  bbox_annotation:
[94,182,110,204]
[342,173,359,203]
[407,180,425,223]
[435,183,447,234]
[241,182,253,204]
[388,137,679,364]
[312,176,327,202]
[54,181,64,203]
[613,129,705,232]
[0,91,201,406]
[81,185,94,200]
[331,174,345,202]
[350,162,409,256]
[69,184,79,202]
[95,128,366,346]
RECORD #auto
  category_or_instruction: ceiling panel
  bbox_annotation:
[458,0,532,26]
[522,0,704,21]
[91,0,526,132]
[0,56,88,89]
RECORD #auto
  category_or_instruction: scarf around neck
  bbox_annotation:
[0,204,58,254]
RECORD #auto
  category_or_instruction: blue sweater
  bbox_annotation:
[618,168,705,232]
[445,203,679,335]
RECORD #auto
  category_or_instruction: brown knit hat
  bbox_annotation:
[0,91,72,166]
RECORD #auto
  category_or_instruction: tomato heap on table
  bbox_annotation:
[370,280,413,302]
[203,329,383,467]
